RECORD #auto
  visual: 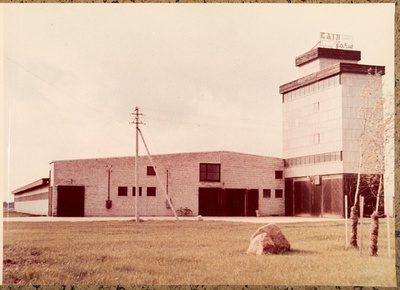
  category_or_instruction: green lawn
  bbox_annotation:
[2,219,397,286]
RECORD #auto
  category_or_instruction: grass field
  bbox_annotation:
[3,211,42,218]
[2,219,397,286]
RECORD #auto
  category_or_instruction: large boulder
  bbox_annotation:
[246,224,291,255]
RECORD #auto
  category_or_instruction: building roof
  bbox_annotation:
[279,62,385,94]
[50,150,282,164]
[295,47,361,67]
[12,178,50,195]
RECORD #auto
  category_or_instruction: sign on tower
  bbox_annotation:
[320,32,353,50]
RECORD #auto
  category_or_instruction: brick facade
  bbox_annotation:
[49,151,284,217]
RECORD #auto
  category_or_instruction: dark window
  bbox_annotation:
[147,166,156,176]
[263,189,271,198]
[147,187,156,197]
[200,163,221,182]
[132,187,142,196]
[275,189,283,198]
[118,186,128,196]
[275,170,283,179]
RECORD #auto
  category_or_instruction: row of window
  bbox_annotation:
[283,75,340,103]
[263,189,283,198]
[284,151,342,168]
[118,186,285,199]
[118,186,156,197]
[119,186,283,199]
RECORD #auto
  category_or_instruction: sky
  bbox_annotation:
[2,3,395,202]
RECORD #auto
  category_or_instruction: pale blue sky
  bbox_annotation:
[2,3,395,202]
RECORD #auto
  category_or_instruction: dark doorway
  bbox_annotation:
[225,189,245,216]
[199,187,258,216]
[294,181,322,216]
[57,186,85,217]
[284,178,294,216]
[246,189,259,217]
[294,181,311,215]
[198,187,225,216]
[311,184,322,217]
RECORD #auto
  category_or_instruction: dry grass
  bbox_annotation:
[3,211,42,218]
[2,219,397,286]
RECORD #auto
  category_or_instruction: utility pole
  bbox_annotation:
[106,165,113,209]
[130,107,178,220]
[131,106,143,222]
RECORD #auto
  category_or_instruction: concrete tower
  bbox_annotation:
[280,43,385,218]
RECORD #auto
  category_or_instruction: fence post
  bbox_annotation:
[345,195,348,250]
[360,196,364,255]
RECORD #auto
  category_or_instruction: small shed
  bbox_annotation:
[12,178,49,216]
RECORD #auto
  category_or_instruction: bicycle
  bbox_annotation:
[176,207,193,217]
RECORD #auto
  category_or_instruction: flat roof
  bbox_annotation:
[12,178,50,195]
[279,62,385,94]
[295,47,361,67]
[50,150,282,164]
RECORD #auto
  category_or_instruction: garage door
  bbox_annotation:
[198,187,225,216]
[199,187,258,216]
[57,186,85,217]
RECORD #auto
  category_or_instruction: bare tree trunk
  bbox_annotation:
[369,211,379,256]
[350,205,359,248]
[369,173,383,256]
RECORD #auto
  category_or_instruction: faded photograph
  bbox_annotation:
[2,3,396,286]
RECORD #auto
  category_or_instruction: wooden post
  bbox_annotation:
[345,195,348,250]
[360,196,364,254]
[386,202,391,257]
[131,106,142,223]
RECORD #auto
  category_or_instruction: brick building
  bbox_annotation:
[14,151,285,217]
[12,37,388,219]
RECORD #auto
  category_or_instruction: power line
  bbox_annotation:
[5,56,127,126]
[7,56,280,131]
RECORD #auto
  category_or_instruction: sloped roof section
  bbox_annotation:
[12,178,49,195]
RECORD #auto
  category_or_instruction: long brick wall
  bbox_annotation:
[50,151,284,217]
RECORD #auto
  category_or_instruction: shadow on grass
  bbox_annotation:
[282,248,321,255]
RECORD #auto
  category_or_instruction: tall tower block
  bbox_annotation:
[280,44,385,218]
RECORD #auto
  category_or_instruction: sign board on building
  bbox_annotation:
[320,32,353,50]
